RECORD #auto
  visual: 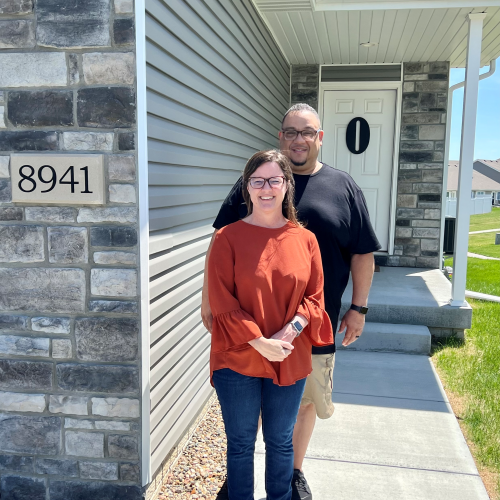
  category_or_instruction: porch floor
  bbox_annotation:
[254,350,489,500]
[340,266,472,330]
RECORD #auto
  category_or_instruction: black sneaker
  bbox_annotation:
[291,469,312,500]
[216,477,229,500]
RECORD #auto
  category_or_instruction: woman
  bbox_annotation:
[208,150,333,500]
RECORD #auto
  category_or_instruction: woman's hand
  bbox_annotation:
[271,314,309,343]
[248,337,294,362]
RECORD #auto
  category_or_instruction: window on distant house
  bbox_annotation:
[477,191,485,197]
[471,191,475,198]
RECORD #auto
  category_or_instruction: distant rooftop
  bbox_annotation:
[447,160,500,191]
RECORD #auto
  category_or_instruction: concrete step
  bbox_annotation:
[337,322,431,355]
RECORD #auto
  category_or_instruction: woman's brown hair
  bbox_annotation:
[242,150,302,227]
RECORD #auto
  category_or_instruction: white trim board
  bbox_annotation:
[318,80,403,255]
[135,0,152,487]
[313,1,497,11]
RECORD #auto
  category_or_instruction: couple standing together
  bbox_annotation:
[201,104,380,500]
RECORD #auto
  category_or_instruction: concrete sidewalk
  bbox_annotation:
[254,351,489,500]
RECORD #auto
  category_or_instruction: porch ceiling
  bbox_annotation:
[253,1,500,67]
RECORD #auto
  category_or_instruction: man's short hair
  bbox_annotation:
[281,103,321,128]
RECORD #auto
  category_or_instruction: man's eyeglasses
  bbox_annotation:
[248,176,286,189]
[281,128,321,141]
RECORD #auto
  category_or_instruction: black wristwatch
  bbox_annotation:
[290,320,304,337]
[350,304,369,315]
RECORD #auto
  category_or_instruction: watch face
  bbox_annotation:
[360,306,369,314]
[293,320,303,332]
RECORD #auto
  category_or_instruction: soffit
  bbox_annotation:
[253,2,500,67]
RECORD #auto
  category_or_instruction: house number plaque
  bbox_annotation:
[11,154,104,205]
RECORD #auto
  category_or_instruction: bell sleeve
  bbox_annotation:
[208,230,263,353]
[296,235,334,347]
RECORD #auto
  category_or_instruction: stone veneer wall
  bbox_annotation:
[290,62,449,268]
[390,61,450,269]
[0,1,143,499]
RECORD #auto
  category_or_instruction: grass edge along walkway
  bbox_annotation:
[432,299,500,500]
[469,207,500,232]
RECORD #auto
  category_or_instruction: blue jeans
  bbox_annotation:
[212,368,306,500]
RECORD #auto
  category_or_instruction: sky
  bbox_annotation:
[448,56,500,161]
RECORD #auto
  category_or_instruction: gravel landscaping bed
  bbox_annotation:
[158,398,227,499]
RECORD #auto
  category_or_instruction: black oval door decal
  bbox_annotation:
[346,117,370,155]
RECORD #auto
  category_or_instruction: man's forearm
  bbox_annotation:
[350,253,375,306]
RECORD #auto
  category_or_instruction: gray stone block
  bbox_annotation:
[1,156,11,176]
[77,87,135,128]
[395,227,412,238]
[109,183,136,203]
[0,414,61,454]
[115,0,132,12]
[401,141,434,151]
[93,251,136,265]
[118,132,135,150]
[0,335,49,357]
[8,91,73,127]
[418,194,441,202]
[37,0,109,20]
[0,359,52,390]
[397,182,413,194]
[52,338,72,359]
[75,317,138,362]
[0,207,23,221]
[424,208,441,219]
[402,113,441,125]
[1,475,46,500]
[400,125,418,140]
[65,431,104,458]
[35,458,78,476]
[0,131,59,151]
[404,63,423,73]
[114,18,134,45]
[25,206,76,222]
[412,183,442,194]
[0,268,85,313]
[412,219,440,228]
[399,151,434,163]
[398,168,421,180]
[430,62,449,74]
[0,455,33,473]
[108,434,138,459]
[69,53,79,85]
[0,225,44,263]
[48,226,88,264]
[402,100,418,112]
[90,226,137,247]
[416,81,448,92]
[120,462,140,482]
[0,20,35,49]
[50,481,142,500]
[416,256,440,268]
[0,391,45,412]
[49,395,88,415]
[88,300,138,314]
[57,364,139,394]
[65,418,94,429]
[0,0,32,15]
[91,268,137,297]
[0,314,28,331]
[32,317,70,334]
[80,461,118,480]
[83,52,135,85]
[0,179,11,201]
[0,53,67,87]
[396,208,424,219]
[108,155,136,181]
[91,397,139,417]
[396,194,417,208]
[403,82,415,92]
[95,420,130,430]
[62,131,113,151]
[413,228,440,238]
[77,207,137,223]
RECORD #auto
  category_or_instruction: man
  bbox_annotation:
[202,103,380,500]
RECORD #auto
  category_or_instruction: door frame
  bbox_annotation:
[318,79,402,256]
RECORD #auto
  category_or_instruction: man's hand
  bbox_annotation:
[249,337,294,362]
[201,292,213,333]
[338,309,365,346]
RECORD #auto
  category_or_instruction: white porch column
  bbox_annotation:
[451,12,487,306]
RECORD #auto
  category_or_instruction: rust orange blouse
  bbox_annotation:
[208,220,333,386]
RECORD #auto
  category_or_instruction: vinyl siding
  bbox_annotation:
[145,0,290,474]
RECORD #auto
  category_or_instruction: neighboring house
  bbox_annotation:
[0,1,498,499]
[448,160,500,203]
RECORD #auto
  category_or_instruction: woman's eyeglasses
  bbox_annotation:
[281,128,321,141]
[248,176,286,189]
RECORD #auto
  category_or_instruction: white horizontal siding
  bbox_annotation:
[146,0,290,475]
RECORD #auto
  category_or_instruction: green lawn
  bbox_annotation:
[468,232,500,259]
[469,207,500,232]
[444,257,500,296]
[433,299,500,498]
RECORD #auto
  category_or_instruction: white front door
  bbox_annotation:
[321,89,396,251]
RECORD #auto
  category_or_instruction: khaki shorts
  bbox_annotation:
[300,353,335,419]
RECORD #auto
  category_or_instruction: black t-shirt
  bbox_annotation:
[213,163,381,354]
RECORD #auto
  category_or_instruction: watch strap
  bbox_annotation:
[350,304,369,315]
